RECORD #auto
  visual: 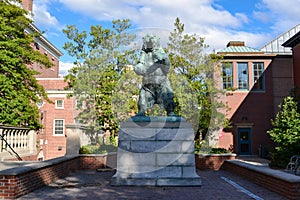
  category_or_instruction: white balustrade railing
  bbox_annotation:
[0,126,37,160]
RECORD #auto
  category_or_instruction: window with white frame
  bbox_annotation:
[55,100,64,109]
[253,62,265,91]
[222,62,233,90]
[237,62,249,90]
[53,119,64,135]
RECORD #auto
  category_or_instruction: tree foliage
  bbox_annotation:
[268,96,300,168]
[0,0,52,129]
[112,67,141,122]
[167,17,226,139]
[63,19,136,138]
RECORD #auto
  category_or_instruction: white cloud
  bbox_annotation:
[259,0,300,33]
[202,27,270,52]
[58,0,244,30]
[32,0,300,56]
[253,11,270,23]
[32,2,60,29]
[59,61,74,77]
[56,0,252,51]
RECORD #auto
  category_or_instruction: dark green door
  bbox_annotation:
[238,128,251,155]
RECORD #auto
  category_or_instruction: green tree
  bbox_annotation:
[63,19,136,141]
[0,0,52,129]
[167,17,226,142]
[112,67,141,122]
[268,96,300,168]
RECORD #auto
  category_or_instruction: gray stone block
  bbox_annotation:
[112,118,201,186]
[130,140,168,153]
[156,140,194,153]
[156,153,195,166]
[155,128,194,141]
[117,140,131,151]
[128,166,182,178]
[181,141,195,153]
[121,117,192,129]
[117,149,155,167]
[114,165,159,176]
[111,177,157,186]
[156,178,202,186]
[182,166,198,177]
[111,177,202,186]
[119,128,156,140]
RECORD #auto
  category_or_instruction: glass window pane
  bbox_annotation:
[222,63,233,90]
[56,100,64,108]
[54,119,64,135]
[253,62,264,90]
[237,63,248,90]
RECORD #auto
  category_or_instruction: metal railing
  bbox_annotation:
[286,155,300,175]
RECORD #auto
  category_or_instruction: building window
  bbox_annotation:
[237,62,249,90]
[34,42,40,50]
[55,100,64,109]
[53,119,64,135]
[222,62,233,90]
[253,62,264,91]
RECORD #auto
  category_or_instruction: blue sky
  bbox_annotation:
[31,0,300,76]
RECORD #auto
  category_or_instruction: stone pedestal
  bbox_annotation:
[111,116,201,186]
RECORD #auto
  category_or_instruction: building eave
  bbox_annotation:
[27,24,63,57]
[217,52,277,59]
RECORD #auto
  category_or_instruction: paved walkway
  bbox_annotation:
[18,169,286,200]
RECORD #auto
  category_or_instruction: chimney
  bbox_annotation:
[227,41,245,47]
[21,0,33,12]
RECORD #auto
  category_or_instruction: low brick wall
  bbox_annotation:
[7,154,38,162]
[222,160,300,200]
[0,156,79,199]
[0,153,117,199]
[195,154,236,170]
[80,153,117,170]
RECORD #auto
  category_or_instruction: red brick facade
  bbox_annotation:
[29,42,61,78]
[293,43,300,88]
[21,0,32,12]
[22,0,61,78]
[283,31,300,94]
[195,154,236,170]
[36,78,76,160]
[217,42,293,155]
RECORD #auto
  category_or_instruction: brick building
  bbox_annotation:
[35,78,77,160]
[21,0,76,160]
[282,30,300,92]
[216,24,300,155]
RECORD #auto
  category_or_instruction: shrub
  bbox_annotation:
[209,148,230,154]
[194,140,230,154]
[267,96,300,168]
[79,135,118,154]
[79,146,90,154]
